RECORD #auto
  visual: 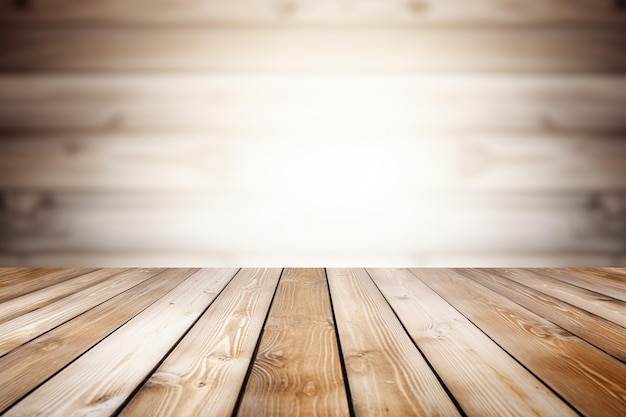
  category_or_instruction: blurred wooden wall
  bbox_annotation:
[0,0,625,266]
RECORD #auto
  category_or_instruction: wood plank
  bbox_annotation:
[2,75,625,132]
[327,268,461,416]
[0,28,625,72]
[2,268,238,417]
[0,268,196,413]
[1,191,624,256]
[0,268,162,356]
[602,267,626,276]
[412,268,626,417]
[0,268,126,323]
[463,268,626,362]
[237,268,349,417]
[1,0,624,25]
[1,250,624,269]
[118,268,281,417]
[367,267,579,417]
[1,130,625,192]
[0,267,94,303]
[0,267,56,282]
[491,268,626,326]
[537,268,626,302]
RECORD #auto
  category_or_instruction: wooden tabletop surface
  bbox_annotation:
[0,267,624,416]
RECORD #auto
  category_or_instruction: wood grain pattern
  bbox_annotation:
[327,268,461,417]
[0,268,196,413]
[237,268,349,417]
[367,267,579,417]
[2,191,624,256]
[119,268,282,417]
[412,268,626,417]
[0,267,94,303]
[1,75,625,131]
[0,267,126,323]
[1,28,625,72]
[463,268,626,362]
[1,250,624,269]
[491,268,626,326]
[1,131,625,192]
[2,268,238,417]
[1,0,624,24]
[1,268,624,416]
[536,267,626,302]
[0,268,159,356]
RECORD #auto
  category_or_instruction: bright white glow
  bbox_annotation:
[293,146,389,209]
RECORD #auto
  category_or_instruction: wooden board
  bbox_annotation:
[1,75,625,131]
[1,0,625,25]
[1,130,625,192]
[464,267,626,362]
[0,267,126,323]
[1,250,624,269]
[327,268,461,416]
[237,268,349,417]
[367,267,579,417]
[0,268,160,355]
[3,268,238,417]
[0,267,94,302]
[119,268,282,417]
[536,267,626,302]
[1,268,624,416]
[0,28,625,72]
[0,268,196,413]
[1,191,624,256]
[412,268,626,417]
[490,268,626,326]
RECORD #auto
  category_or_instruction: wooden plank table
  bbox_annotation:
[0,268,623,417]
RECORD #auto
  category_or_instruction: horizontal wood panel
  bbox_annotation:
[0,250,624,268]
[1,28,625,72]
[1,131,624,192]
[2,75,624,131]
[1,0,625,25]
[0,191,624,255]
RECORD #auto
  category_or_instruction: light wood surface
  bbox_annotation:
[367,268,579,417]
[3,75,624,131]
[537,267,626,302]
[0,267,94,302]
[0,268,624,416]
[0,268,196,413]
[489,268,626,326]
[465,268,626,362]
[1,131,625,192]
[412,268,626,417]
[237,268,349,417]
[327,268,461,416]
[1,27,625,72]
[1,0,624,24]
[0,268,157,355]
[0,0,625,267]
[0,267,127,323]
[3,268,238,417]
[119,268,281,417]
